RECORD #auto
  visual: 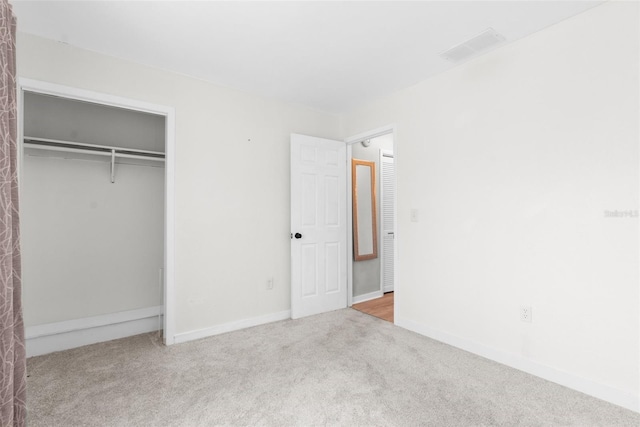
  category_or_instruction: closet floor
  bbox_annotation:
[352,292,394,323]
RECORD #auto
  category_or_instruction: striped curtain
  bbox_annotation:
[0,1,26,426]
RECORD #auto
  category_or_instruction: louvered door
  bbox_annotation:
[380,150,395,292]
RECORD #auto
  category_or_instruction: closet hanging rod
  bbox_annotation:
[24,144,165,162]
[23,136,165,159]
[25,142,164,162]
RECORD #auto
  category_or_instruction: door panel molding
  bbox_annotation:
[291,134,347,319]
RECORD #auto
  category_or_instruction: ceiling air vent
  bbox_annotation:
[440,28,506,63]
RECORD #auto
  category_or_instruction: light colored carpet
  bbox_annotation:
[27,309,639,426]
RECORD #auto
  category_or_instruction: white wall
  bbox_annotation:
[342,1,639,411]
[17,33,341,336]
[22,154,165,325]
[24,91,166,152]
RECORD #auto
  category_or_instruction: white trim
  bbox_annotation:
[26,306,163,339]
[352,290,384,305]
[396,316,640,414]
[345,125,397,145]
[174,310,291,344]
[17,78,177,345]
[25,307,163,357]
[346,142,354,307]
[164,101,176,345]
[345,124,397,311]
[18,78,172,116]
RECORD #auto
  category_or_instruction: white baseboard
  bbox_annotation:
[396,317,639,414]
[26,306,163,357]
[174,310,291,344]
[352,290,384,305]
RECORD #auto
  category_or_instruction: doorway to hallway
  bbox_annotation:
[352,292,394,322]
[347,129,396,322]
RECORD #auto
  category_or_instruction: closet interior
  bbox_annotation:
[21,92,166,355]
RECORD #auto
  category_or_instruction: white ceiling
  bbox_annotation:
[12,1,603,114]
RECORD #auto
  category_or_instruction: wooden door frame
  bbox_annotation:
[17,78,177,345]
[344,124,397,310]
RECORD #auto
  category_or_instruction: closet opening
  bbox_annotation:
[18,80,176,355]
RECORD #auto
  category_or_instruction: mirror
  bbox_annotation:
[352,159,378,261]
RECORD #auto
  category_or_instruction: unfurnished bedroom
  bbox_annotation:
[0,1,638,426]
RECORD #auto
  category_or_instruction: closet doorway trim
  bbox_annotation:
[17,78,177,345]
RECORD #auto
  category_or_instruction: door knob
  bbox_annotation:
[294,233,302,239]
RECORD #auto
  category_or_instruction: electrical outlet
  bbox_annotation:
[520,306,532,323]
[267,278,274,290]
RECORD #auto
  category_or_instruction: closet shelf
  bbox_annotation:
[24,136,165,183]
[23,136,165,161]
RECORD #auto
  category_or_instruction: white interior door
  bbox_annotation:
[291,134,347,319]
[381,150,395,293]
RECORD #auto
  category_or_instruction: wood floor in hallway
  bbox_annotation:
[352,292,394,322]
